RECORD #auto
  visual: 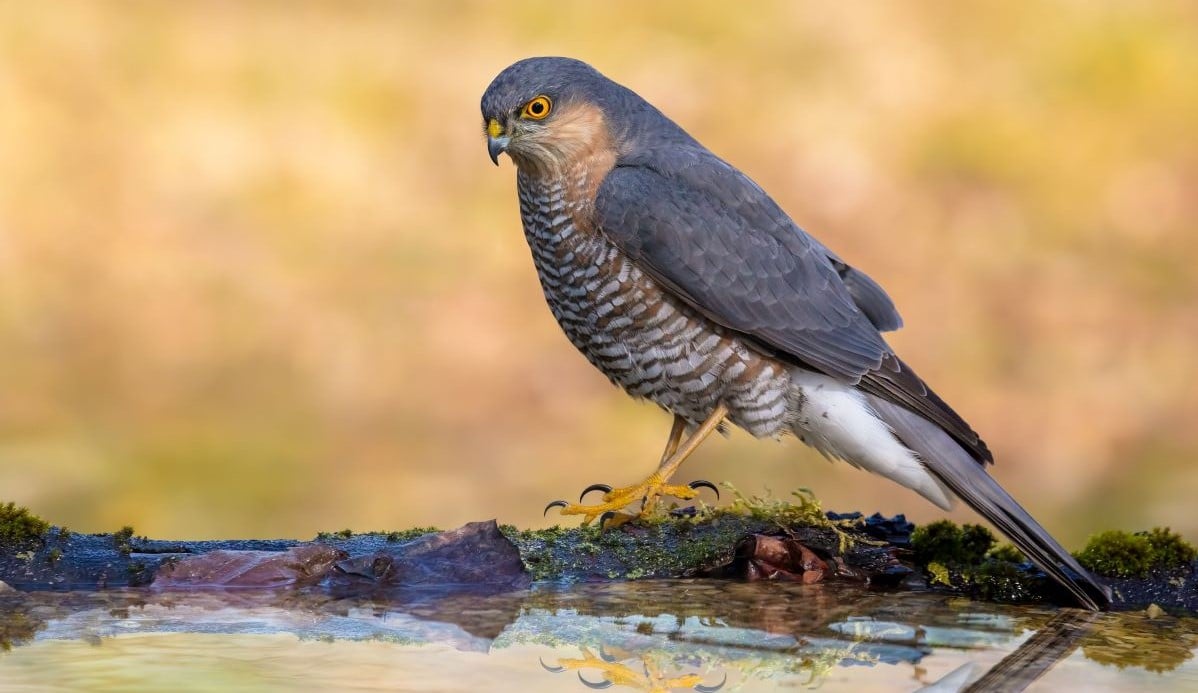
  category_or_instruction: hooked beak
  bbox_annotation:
[486,118,509,166]
[487,136,509,166]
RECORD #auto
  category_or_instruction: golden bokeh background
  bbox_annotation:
[1,1,1195,543]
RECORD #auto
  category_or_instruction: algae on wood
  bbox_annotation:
[2,497,1196,613]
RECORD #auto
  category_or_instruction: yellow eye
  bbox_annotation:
[521,95,552,120]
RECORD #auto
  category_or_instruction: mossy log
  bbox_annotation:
[1,498,1194,613]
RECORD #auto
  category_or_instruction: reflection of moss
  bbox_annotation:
[0,503,50,549]
[0,610,44,652]
[1082,615,1198,673]
[1075,528,1196,577]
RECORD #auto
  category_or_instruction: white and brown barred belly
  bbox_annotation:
[516,168,798,438]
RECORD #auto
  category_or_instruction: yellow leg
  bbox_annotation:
[659,414,686,463]
[539,646,708,691]
[539,646,647,689]
[546,403,728,525]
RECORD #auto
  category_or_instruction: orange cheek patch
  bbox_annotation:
[550,102,611,150]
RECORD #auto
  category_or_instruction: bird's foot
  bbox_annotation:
[540,645,727,692]
[544,475,719,526]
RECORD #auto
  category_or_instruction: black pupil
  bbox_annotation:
[530,101,544,114]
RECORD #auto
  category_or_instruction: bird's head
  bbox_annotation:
[481,57,653,176]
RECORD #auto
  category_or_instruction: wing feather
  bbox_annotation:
[595,150,991,463]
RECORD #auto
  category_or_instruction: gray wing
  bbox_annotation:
[823,250,902,332]
[595,149,991,463]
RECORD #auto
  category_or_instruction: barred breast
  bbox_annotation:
[516,168,798,438]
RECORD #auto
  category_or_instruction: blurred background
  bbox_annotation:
[0,1,1195,544]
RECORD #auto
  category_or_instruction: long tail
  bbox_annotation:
[866,395,1112,611]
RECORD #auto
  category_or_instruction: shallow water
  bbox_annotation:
[1,581,1195,692]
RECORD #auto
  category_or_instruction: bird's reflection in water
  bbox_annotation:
[525,590,1170,692]
[540,645,726,692]
[2,581,1196,691]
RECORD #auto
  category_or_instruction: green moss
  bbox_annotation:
[910,520,1047,602]
[314,529,354,540]
[503,491,876,582]
[959,524,997,562]
[501,486,870,581]
[316,527,442,542]
[716,486,863,552]
[113,526,135,555]
[911,520,996,566]
[384,527,439,542]
[0,503,50,549]
[46,548,62,566]
[1075,528,1196,578]
[503,516,751,581]
[968,559,1040,603]
[719,486,829,527]
[986,543,1025,563]
[127,561,149,586]
[1140,527,1197,568]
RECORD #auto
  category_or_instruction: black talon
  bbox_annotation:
[578,673,614,689]
[538,657,565,673]
[598,510,618,528]
[695,673,728,692]
[544,500,569,516]
[597,644,617,663]
[688,479,720,499]
[580,483,613,502]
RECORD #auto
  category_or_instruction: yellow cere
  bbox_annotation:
[487,119,503,138]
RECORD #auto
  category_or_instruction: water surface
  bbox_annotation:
[2,581,1195,691]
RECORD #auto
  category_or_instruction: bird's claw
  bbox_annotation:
[695,673,728,692]
[580,483,613,502]
[575,479,717,503]
[544,478,722,526]
[578,673,614,689]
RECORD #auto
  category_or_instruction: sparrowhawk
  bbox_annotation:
[480,57,1110,610]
